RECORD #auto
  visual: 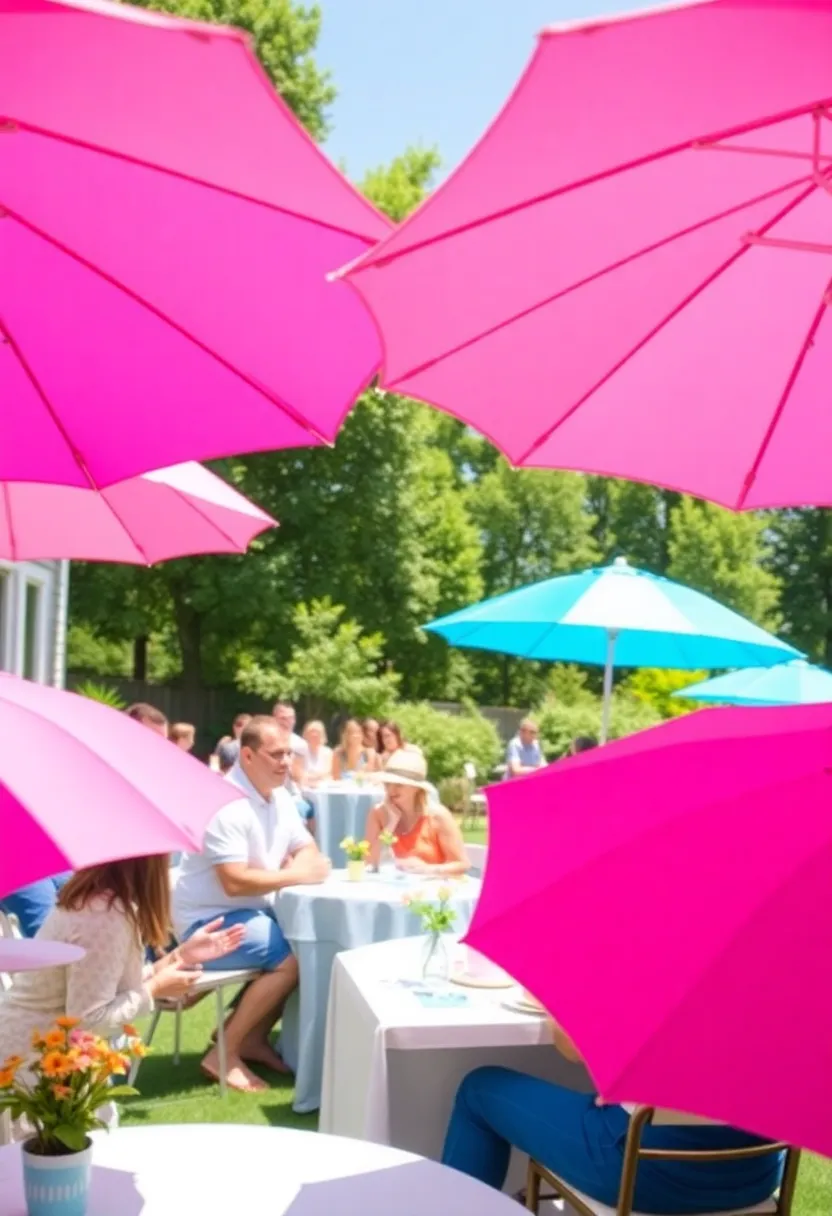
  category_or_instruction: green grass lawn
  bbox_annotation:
[122,820,831,1214]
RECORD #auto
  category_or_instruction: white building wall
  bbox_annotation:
[0,559,63,686]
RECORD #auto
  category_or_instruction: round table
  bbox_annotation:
[0,1124,520,1214]
[277,872,481,1113]
[303,782,382,863]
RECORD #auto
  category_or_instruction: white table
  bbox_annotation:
[319,937,592,1193]
[0,1124,522,1214]
[278,873,480,1113]
[303,781,382,862]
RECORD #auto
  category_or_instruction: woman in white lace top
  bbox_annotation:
[0,856,244,1064]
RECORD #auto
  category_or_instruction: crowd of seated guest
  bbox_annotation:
[332,717,379,779]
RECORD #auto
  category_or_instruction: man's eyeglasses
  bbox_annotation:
[259,748,293,762]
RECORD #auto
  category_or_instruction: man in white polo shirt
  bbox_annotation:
[174,714,330,1094]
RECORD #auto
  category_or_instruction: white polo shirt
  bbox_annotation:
[172,763,312,936]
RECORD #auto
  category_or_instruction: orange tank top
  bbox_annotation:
[392,814,445,865]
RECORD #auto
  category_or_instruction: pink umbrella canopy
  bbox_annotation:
[342,0,832,510]
[0,0,390,489]
[466,704,832,1157]
[0,674,240,897]
[0,462,277,564]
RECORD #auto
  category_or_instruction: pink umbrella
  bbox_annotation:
[0,462,277,564]
[466,704,832,1157]
[0,674,240,898]
[0,0,389,489]
[341,0,832,510]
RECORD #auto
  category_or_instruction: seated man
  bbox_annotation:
[504,718,546,779]
[173,714,330,1094]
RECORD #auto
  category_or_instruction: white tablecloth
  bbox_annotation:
[278,874,480,1113]
[0,1124,522,1214]
[303,782,382,862]
[319,937,592,1193]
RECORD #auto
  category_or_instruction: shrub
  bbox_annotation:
[74,679,127,711]
[395,702,501,784]
[535,692,661,759]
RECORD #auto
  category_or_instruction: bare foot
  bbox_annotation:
[238,1037,293,1075]
[200,1047,267,1093]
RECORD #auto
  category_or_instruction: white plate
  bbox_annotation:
[501,995,547,1017]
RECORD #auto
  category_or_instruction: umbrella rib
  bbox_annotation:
[739,281,832,507]
[95,490,152,565]
[517,176,819,465]
[7,118,383,246]
[1,482,16,560]
[0,310,98,489]
[164,483,276,554]
[383,174,811,395]
[365,100,831,271]
[1,205,328,445]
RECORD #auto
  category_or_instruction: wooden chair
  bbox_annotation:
[462,761,488,829]
[525,1106,800,1216]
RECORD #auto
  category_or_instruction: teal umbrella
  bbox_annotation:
[424,558,801,741]
[674,659,832,707]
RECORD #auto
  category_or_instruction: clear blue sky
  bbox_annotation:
[316,0,667,183]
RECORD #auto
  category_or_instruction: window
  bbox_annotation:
[23,580,43,681]
[0,567,9,672]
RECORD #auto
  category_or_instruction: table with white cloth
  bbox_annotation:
[319,936,592,1193]
[277,873,480,1114]
[0,1124,522,1215]
[303,781,382,862]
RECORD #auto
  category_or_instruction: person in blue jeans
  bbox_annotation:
[0,873,72,938]
[441,1023,782,1212]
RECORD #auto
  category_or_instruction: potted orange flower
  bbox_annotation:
[0,1017,145,1216]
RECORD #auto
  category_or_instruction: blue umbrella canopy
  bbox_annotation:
[673,659,832,707]
[424,558,802,741]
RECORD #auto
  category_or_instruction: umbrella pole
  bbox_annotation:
[601,630,618,745]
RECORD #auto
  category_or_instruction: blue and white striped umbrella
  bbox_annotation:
[424,558,801,740]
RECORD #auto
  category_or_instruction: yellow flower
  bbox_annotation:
[55,1016,80,1030]
[339,836,355,850]
[437,884,452,902]
[0,1068,16,1088]
[129,1042,148,1059]
[41,1051,70,1078]
[103,1052,130,1076]
[31,1030,45,1049]
[44,1030,66,1049]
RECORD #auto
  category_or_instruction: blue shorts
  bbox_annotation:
[293,795,314,822]
[183,907,292,971]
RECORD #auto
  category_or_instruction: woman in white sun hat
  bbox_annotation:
[366,750,470,877]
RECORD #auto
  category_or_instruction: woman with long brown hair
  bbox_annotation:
[0,855,243,1066]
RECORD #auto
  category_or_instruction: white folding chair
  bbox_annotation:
[462,761,488,829]
[128,967,258,1099]
[526,1106,800,1216]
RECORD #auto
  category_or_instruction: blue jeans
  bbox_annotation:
[441,1068,781,1213]
[183,907,292,971]
[0,874,71,938]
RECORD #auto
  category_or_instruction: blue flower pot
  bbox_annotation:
[22,1139,92,1216]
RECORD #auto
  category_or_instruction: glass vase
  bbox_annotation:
[421,932,450,984]
[378,844,397,880]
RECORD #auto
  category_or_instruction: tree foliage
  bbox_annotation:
[69,0,817,721]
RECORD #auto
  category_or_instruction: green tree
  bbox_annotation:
[587,478,676,572]
[361,147,440,220]
[237,598,399,718]
[666,499,782,629]
[767,509,832,663]
[463,461,598,703]
[126,0,335,139]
